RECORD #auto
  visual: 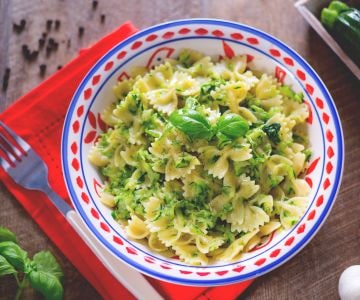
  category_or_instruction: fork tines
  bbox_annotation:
[0,121,28,169]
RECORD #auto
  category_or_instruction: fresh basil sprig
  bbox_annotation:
[169,108,213,140]
[169,109,249,145]
[0,227,64,300]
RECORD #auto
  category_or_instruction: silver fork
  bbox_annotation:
[0,121,163,300]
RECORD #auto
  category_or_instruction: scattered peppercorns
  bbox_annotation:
[12,4,108,79]
[44,37,59,57]
[50,38,58,49]
[21,44,39,62]
[13,19,26,34]
[29,50,39,61]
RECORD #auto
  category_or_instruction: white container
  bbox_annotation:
[295,0,360,80]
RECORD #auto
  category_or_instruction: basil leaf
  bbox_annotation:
[0,254,17,277]
[28,251,64,300]
[28,270,63,300]
[216,113,249,139]
[0,227,18,244]
[169,109,213,140]
[32,251,63,282]
[0,241,28,271]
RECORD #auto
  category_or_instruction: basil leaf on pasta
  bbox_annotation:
[169,109,213,140]
[216,113,249,139]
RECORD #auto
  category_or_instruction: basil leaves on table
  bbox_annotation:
[0,226,18,244]
[0,241,28,272]
[0,226,64,300]
[28,251,64,300]
[0,255,17,276]
[169,108,249,144]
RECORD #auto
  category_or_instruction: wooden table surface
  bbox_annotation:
[1,0,359,299]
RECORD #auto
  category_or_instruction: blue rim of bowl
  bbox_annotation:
[62,18,344,285]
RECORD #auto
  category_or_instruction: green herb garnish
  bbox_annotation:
[0,227,64,300]
[169,108,213,140]
[216,113,249,139]
[169,109,249,145]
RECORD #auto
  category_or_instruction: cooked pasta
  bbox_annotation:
[88,49,311,265]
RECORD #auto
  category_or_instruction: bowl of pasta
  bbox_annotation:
[62,19,344,285]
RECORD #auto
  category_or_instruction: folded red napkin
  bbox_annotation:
[0,21,253,299]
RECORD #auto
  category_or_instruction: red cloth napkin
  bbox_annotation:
[0,22,253,299]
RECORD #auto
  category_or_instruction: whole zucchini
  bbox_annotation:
[321,1,360,66]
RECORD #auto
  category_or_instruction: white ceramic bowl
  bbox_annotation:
[62,19,344,286]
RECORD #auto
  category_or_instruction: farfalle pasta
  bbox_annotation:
[89,48,311,265]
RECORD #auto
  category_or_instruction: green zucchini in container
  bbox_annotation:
[321,1,360,66]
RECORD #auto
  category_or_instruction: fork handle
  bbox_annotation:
[66,211,163,300]
[44,186,73,215]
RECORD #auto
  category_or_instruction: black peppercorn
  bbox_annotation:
[39,64,47,76]
[30,50,39,61]
[38,38,46,49]
[46,45,52,57]
[78,26,84,37]
[46,19,53,31]
[55,19,61,30]
[2,68,11,92]
[13,19,26,34]
[22,44,31,60]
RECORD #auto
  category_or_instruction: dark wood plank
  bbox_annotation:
[0,0,359,299]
